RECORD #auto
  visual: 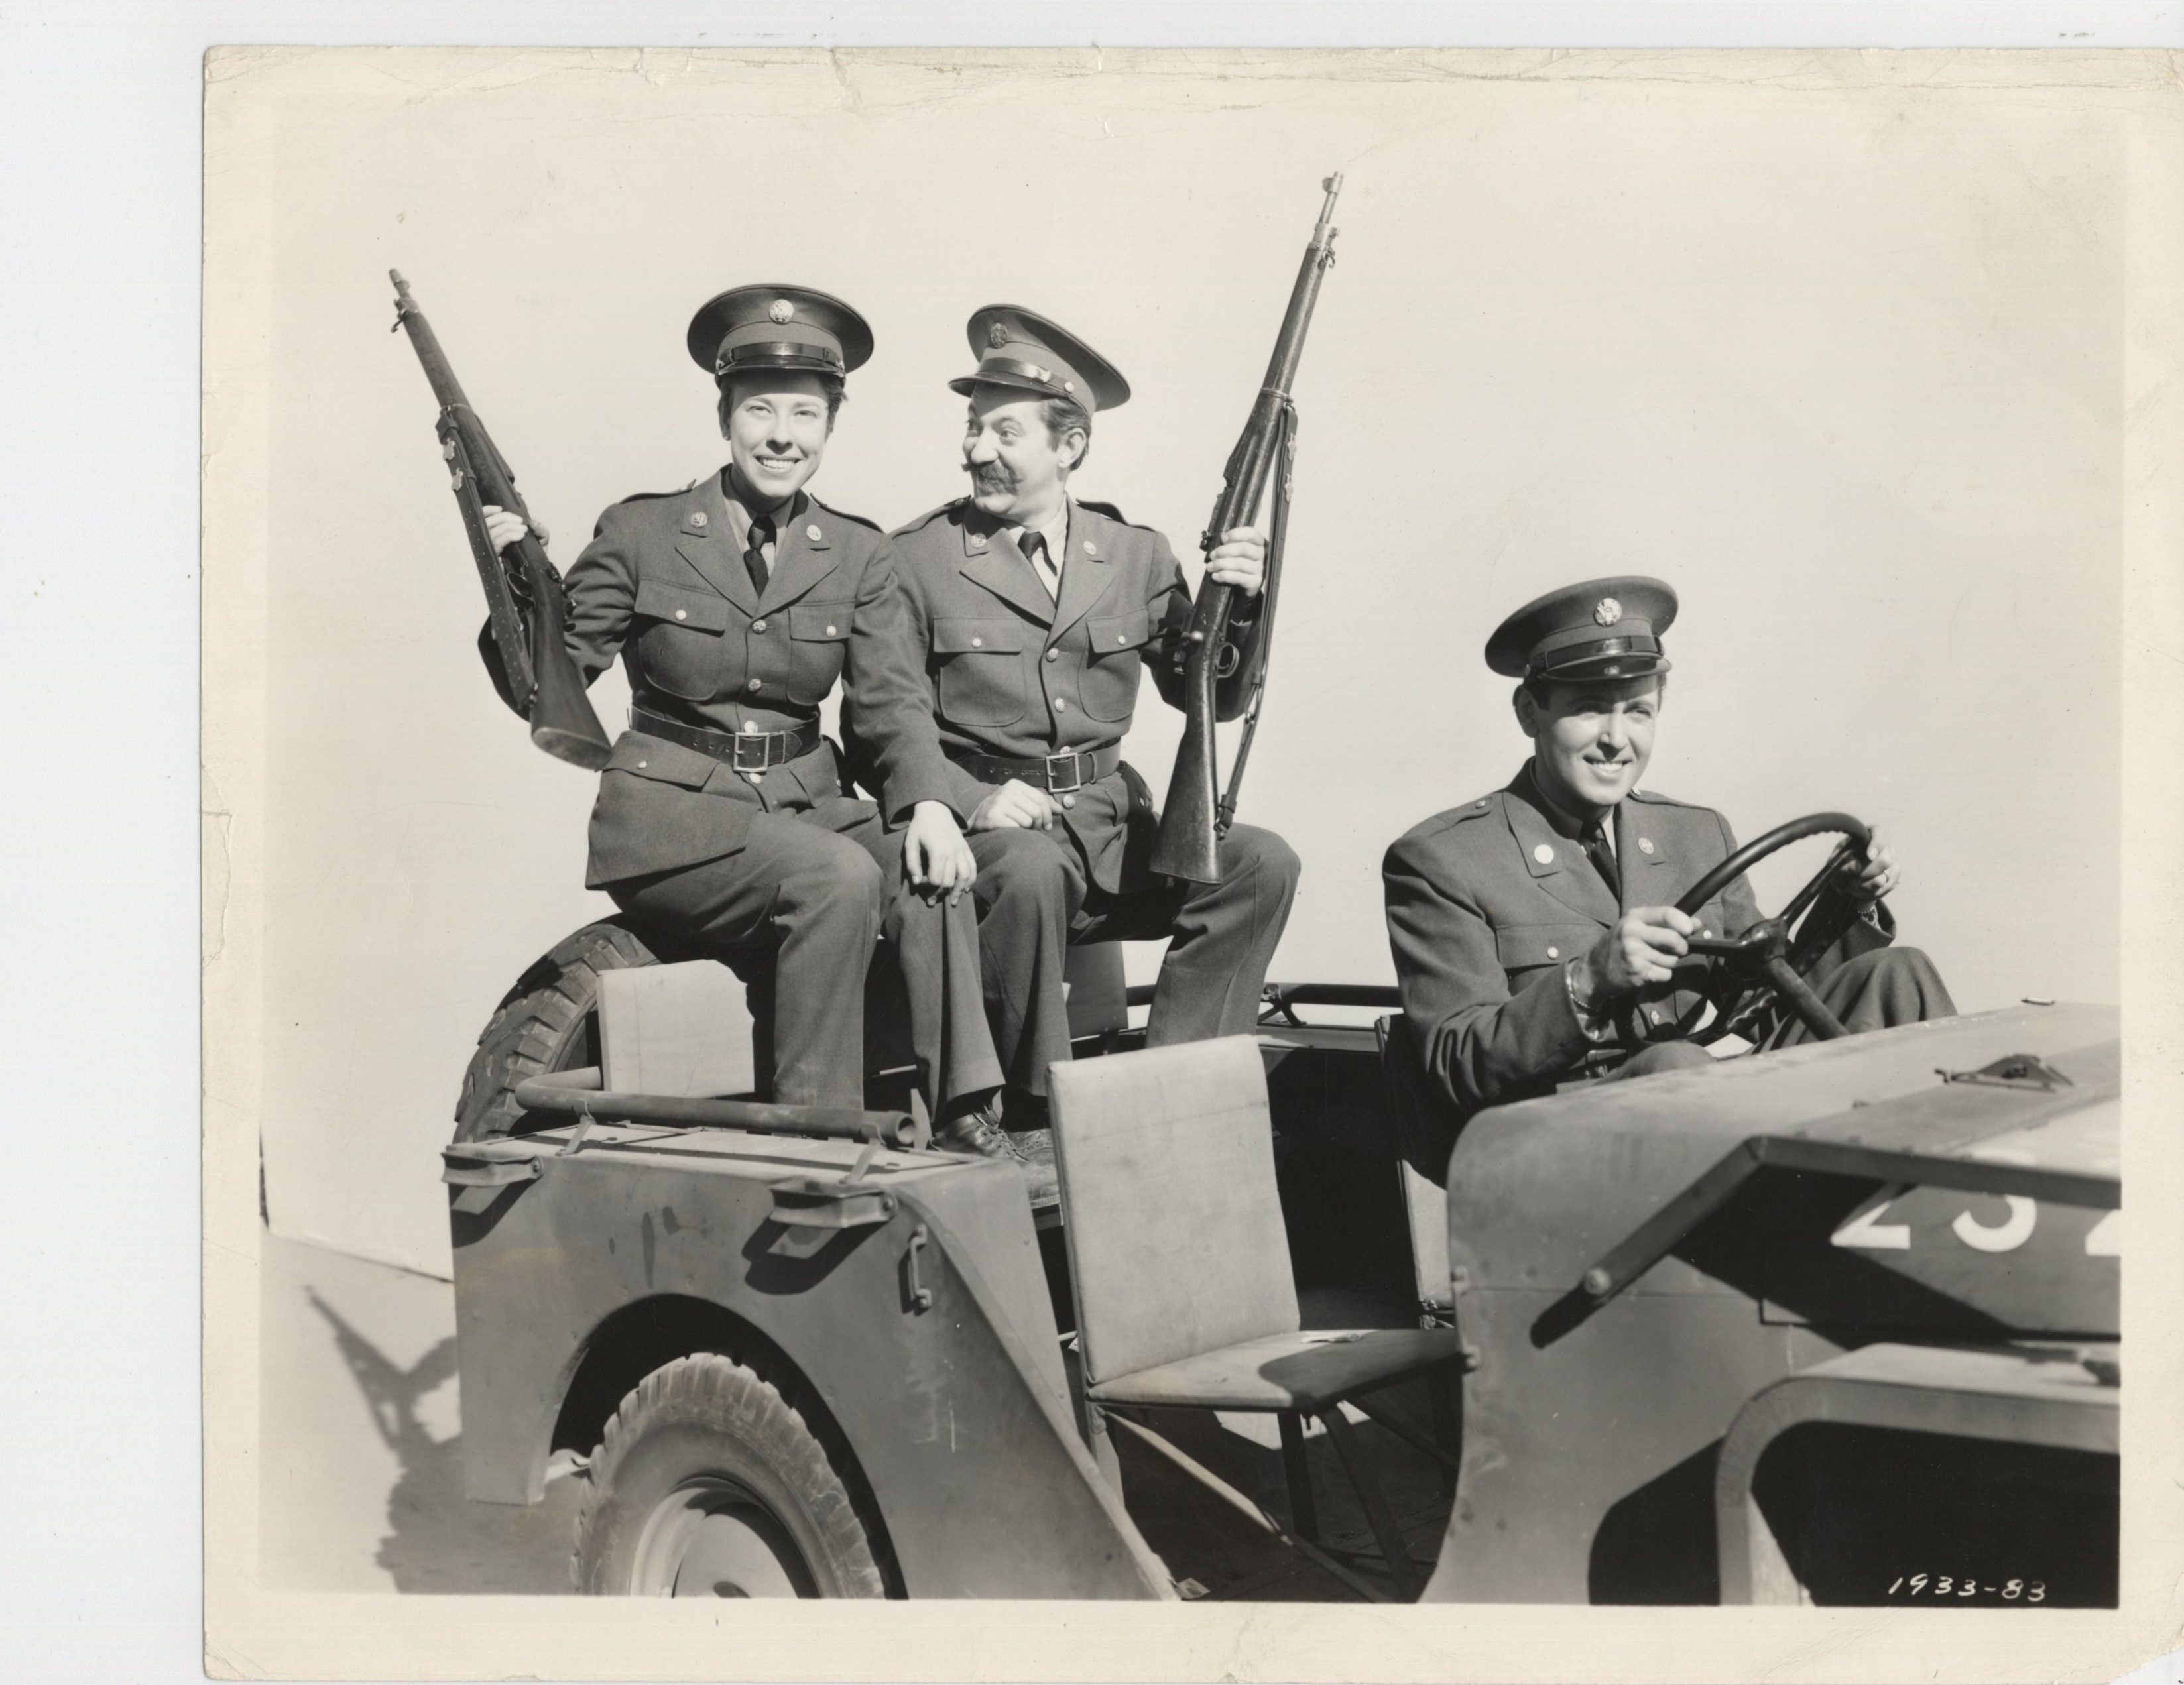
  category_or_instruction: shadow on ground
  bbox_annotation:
[271,1238,1447,1599]
[304,1289,581,1593]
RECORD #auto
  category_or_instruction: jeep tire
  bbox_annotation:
[572,1354,887,1598]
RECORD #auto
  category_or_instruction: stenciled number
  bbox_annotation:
[1833,1185,1911,1251]
[1831,1149,2051,1256]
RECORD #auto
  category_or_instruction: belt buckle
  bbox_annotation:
[1044,750,1085,795]
[732,732,777,774]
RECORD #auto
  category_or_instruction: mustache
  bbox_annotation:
[967,463,1018,487]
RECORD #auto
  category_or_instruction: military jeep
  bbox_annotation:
[441,829,2118,1605]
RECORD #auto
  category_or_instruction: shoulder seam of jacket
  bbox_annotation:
[810,495,881,534]
[1395,800,1498,846]
[890,499,967,538]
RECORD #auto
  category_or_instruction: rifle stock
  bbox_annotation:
[390,271,613,772]
[1150,177,1341,884]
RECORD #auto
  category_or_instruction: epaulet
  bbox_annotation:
[1627,787,1700,808]
[1075,498,1135,526]
[809,494,882,534]
[890,499,968,539]
[1396,793,1501,846]
[613,484,692,506]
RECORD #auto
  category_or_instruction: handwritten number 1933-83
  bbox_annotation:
[1888,1572,2045,1601]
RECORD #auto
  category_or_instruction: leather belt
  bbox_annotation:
[948,742,1121,795]
[633,707,821,775]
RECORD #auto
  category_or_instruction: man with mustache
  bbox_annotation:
[1384,577,1953,1135]
[477,285,1000,1124]
[886,307,1302,1182]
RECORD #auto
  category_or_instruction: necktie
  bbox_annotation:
[744,513,775,599]
[1020,530,1057,601]
[1583,818,1622,904]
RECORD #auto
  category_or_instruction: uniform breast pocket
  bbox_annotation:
[1078,610,1151,722]
[632,579,733,701]
[785,602,853,705]
[1493,923,1598,988]
[932,618,1027,728]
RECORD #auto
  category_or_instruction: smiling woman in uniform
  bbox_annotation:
[479,285,1000,1118]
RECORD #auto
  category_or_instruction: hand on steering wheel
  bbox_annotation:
[1666,812,1874,1043]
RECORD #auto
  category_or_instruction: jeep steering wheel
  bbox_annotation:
[1668,811,1872,1044]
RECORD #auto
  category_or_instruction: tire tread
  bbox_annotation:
[572,1352,885,1598]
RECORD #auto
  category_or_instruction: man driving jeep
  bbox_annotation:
[1383,576,1955,1120]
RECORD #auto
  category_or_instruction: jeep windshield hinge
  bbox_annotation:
[1939,1053,2075,1093]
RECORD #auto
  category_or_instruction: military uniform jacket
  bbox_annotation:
[544,471,953,888]
[1382,766,1891,1116]
[887,496,1264,895]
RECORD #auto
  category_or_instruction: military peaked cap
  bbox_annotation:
[1486,576,1678,683]
[949,304,1130,410]
[686,284,874,382]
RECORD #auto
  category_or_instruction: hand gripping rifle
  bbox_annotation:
[1150,175,1341,885]
[389,271,613,771]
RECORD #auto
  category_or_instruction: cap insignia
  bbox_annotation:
[768,299,795,324]
[988,323,1011,349]
[1595,597,1623,626]
[688,510,708,528]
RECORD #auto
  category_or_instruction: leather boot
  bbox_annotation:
[934,1096,1058,1208]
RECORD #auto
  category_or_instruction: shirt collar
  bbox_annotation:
[1522,760,1615,841]
[721,467,800,552]
[1004,499,1070,562]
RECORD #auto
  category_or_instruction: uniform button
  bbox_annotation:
[742,722,762,733]
[1703,929,1713,939]
[637,760,648,769]
[1475,800,1488,809]
[1046,648,1059,662]
[1084,541,1098,555]
[1116,633,1129,646]
[971,637,983,649]
[1534,844,1555,865]
[674,609,688,621]
[1638,837,1655,855]
[751,618,766,632]
[1062,794,1077,809]
[1547,946,1560,959]
[806,524,823,541]
[1054,698,1068,712]
[825,624,837,636]
[746,679,760,693]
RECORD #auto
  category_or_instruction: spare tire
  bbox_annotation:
[452,917,681,1143]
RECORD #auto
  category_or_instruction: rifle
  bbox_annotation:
[1149,175,1342,884]
[389,270,613,771]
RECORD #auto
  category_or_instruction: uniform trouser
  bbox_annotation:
[605,809,998,1113]
[967,821,1302,1096]
[1612,946,1956,1080]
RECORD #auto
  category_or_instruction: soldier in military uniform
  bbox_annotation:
[889,306,1302,1165]
[1384,577,1953,1127]
[479,286,1001,1119]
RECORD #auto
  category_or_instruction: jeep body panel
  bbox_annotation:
[1427,1003,2120,1603]
[446,1123,1173,1599]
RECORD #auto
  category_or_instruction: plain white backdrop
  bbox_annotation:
[219,48,2127,1277]
[1,4,2179,1684]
